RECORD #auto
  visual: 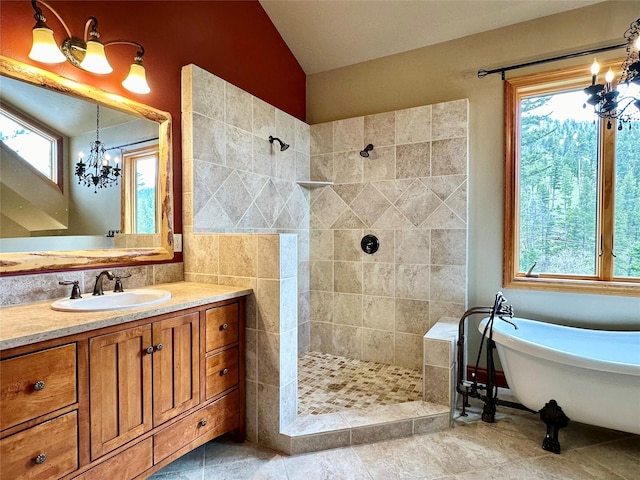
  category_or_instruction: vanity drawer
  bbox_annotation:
[0,411,78,480]
[73,438,152,480]
[1,344,77,430]
[205,347,239,399]
[205,303,239,351]
[153,390,240,463]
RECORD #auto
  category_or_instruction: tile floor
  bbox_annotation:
[298,351,423,415]
[151,400,639,479]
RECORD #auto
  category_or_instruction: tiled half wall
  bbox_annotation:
[309,101,469,370]
[182,65,304,451]
[182,64,312,355]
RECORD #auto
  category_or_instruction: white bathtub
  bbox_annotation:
[479,316,640,435]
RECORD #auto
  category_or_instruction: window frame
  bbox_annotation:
[503,61,639,296]
[0,101,63,193]
[120,145,160,235]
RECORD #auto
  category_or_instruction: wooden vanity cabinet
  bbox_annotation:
[89,312,200,460]
[0,344,79,479]
[0,295,246,480]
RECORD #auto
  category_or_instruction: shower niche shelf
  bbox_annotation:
[297,181,334,188]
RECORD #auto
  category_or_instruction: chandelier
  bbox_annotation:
[583,18,640,129]
[75,105,121,193]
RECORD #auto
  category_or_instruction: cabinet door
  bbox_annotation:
[152,312,200,425]
[89,325,152,460]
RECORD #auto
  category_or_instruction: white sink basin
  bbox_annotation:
[51,289,171,312]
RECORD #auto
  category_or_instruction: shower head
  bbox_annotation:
[269,136,290,151]
[359,144,374,157]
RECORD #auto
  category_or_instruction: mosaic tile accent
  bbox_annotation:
[298,351,422,416]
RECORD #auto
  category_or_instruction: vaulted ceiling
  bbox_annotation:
[259,0,605,74]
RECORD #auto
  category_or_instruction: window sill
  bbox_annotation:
[504,276,640,297]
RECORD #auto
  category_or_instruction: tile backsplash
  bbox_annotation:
[0,263,184,307]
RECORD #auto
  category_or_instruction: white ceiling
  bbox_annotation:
[259,0,605,74]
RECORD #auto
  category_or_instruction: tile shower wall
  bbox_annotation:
[309,100,468,370]
[181,64,311,354]
[181,65,307,450]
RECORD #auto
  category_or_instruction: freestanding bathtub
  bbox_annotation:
[479,316,640,435]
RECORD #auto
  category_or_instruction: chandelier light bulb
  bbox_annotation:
[605,68,615,84]
[590,59,600,76]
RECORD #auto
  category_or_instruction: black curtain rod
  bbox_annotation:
[477,43,626,80]
[105,137,159,151]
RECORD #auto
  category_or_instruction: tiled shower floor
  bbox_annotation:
[297,351,423,416]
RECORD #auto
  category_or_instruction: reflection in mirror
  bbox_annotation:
[0,56,173,273]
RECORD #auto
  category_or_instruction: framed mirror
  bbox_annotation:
[0,56,173,274]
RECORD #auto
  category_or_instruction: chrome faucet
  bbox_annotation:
[93,270,115,296]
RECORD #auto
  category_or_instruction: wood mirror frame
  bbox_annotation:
[0,56,174,274]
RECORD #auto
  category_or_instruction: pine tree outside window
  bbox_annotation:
[121,146,159,235]
[504,62,639,295]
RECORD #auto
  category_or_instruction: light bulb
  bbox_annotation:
[80,40,113,74]
[605,68,615,84]
[122,62,151,94]
[29,27,66,63]
[590,59,600,76]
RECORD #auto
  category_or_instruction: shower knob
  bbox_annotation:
[361,235,379,254]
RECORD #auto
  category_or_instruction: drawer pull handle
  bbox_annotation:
[199,419,207,427]
[156,343,163,351]
[34,380,46,391]
[221,368,229,376]
[221,323,229,331]
[35,453,47,465]
[146,346,154,355]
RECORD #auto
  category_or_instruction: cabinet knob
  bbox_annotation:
[34,453,47,465]
[155,344,163,351]
[199,419,207,427]
[34,380,46,391]
[146,346,154,355]
[221,323,228,331]
[221,368,229,376]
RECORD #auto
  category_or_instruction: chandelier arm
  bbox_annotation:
[32,0,72,38]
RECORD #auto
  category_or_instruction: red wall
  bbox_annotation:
[1,0,307,237]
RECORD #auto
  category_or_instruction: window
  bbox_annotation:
[504,62,639,295]
[0,102,63,190]
[121,146,160,234]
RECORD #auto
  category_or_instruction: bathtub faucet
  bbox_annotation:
[492,292,516,327]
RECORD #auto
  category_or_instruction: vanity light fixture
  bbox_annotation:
[76,105,121,193]
[27,0,151,94]
[583,17,640,129]
[269,136,290,151]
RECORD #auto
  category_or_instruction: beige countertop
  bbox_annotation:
[0,282,252,351]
